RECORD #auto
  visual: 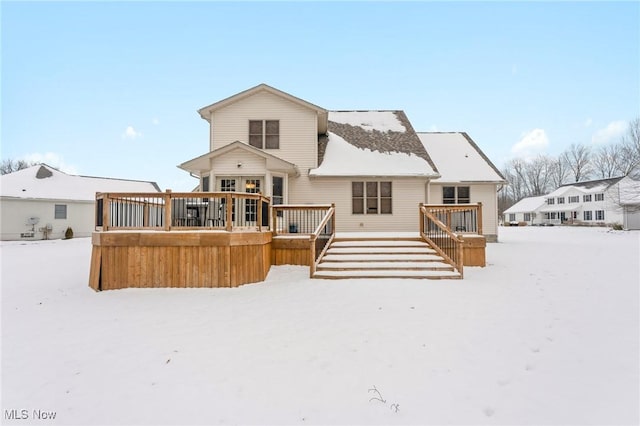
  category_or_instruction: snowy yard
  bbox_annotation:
[1,227,638,425]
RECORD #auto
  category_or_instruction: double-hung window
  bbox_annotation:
[54,204,67,219]
[583,194,592,202]
[352,181,392,214]
[547,198,555,205]
[443,186,470,204]
[249,120,279,149]
[595,193,604,201]
[595,210,605,220]
[568,196,579,203]
[557,197,565,204]
[584,211,592,221]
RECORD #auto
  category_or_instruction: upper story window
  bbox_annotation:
[568,196,579,203]
[443,186,470,204]
[249,120,279,149]
[557,197,565,204]
[594,193,604,201]
[583,194,592,202]
[547,198,555,205]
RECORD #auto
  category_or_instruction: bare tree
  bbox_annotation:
[592,144,622,179]
[618,117,640,178]
[549,156,570,188]
[561,143,592,182]
[524,155,554,196]
[0,159,34,175]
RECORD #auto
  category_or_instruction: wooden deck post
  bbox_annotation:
[419,203,424,235]
[309,236,316,278]
[225,193,233,232]
[257,196,262,232]
[103,193,110,231]
[477,202,483,235]
[164,190,172,231]
[272,206,277,236]
[331,203,336,232]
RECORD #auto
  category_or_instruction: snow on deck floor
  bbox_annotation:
[1,227,639,425]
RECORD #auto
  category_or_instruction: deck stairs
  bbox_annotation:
[313,236,462,280]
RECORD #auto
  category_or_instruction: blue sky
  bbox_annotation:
[2,1,639,191]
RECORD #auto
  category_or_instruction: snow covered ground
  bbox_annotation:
[1,227,638,425]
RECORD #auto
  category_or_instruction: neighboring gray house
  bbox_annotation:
[0,164,160,240]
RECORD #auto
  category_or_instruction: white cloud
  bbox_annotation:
[152,118,160,125]
[428,124,439,132]
[511,129,549,157]
[22,152,78,174]
[122,125,142,140]
[584,118,592,128]
[591,120,626,145]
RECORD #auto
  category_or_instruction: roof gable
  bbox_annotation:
[178,141,299,175]
[197,83,329,133]
[417,132,506,183]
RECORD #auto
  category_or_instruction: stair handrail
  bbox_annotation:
[309,204,336,278]
[419,204,464,278]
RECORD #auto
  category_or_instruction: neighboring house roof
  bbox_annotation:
[311,111,439,178]
[503,196,547,214]
[197,83,329,134]
[545,185,589,198]
[0,164,161,201]
[178,140,299,176]
[558,176,625,191]
[417,132,506,183]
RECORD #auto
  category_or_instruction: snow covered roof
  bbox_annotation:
[0,164,161,201]
[503,196,547,214]
[310,132,438,177]
[417,132,506,183]
[545,185,589,198]
[559,176,624,191]
[312,111,439,177]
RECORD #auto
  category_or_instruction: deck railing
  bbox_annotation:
[95,190,270,232]
[422,203,482,234]
[309,204,336,277]
[271,204,335,236]
[420,204,464,277]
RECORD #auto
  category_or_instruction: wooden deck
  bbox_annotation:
[88,192,484,289]
[89,231,272,290]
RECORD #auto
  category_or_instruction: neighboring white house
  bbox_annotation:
[0,164,160,240]
[502,195,547,225]
[504,176,640,229]
[178,84,506,239]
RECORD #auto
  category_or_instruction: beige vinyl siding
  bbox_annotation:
[210,90,321,206]
[210,148,267,176]
[305,178,428,232]
[211,91,318,168]
[0,198,95,240]
[429,183,499,240]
